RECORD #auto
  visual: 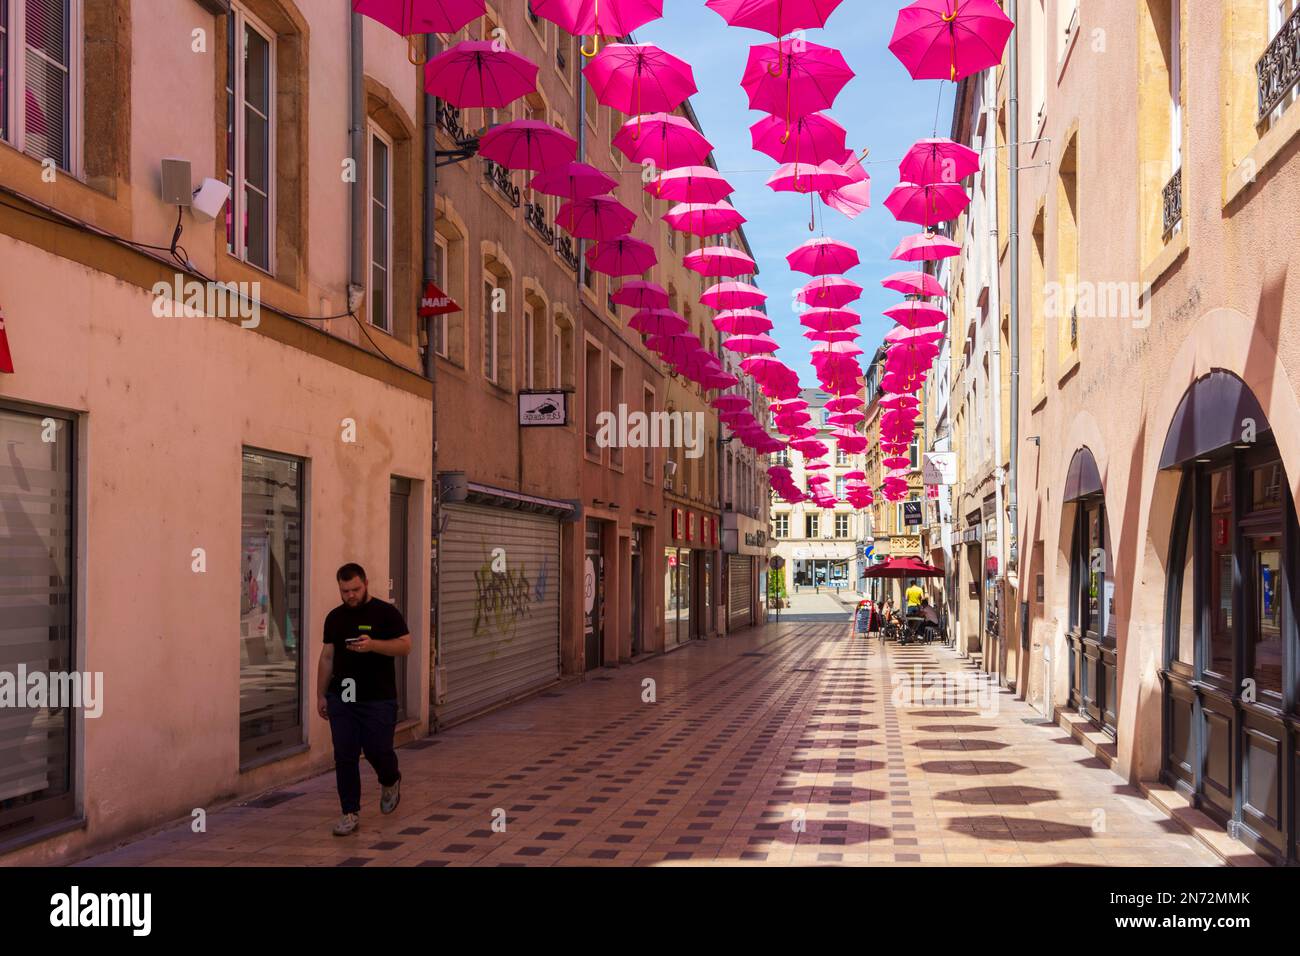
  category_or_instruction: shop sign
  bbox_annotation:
[903,501,923,526]
[922,451,956,485]
[418,280,461,316]
[0,305,13,374]
[518,391,568,426]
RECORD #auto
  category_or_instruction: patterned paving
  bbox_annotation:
[80,618,1220,867]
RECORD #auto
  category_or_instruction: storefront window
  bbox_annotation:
[1207,467,1234,680]
[1250,535,1283,697]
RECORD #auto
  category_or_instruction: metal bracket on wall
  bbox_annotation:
[436,141,480,168]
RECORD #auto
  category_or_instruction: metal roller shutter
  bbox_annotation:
[729,555,753,630]
[437,503,561,725]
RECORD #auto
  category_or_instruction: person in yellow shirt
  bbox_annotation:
[905,581,924,610]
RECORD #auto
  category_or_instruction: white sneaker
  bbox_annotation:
[332,812,359,836]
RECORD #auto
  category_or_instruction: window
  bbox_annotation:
[432,234,450,358]
[643,385,655,481]
[836,477,847,497]
[240,448,304,764]
[483,276,500,383]
[0,403,75,837]
[227,5,275,272]
[522,302,535,390]
[524,296,548,390]
[1,0,78,172]
[368,127,392,332]
[774,514,789,538]
[805,513,820,538]
[836,447,848,466]
[835,514,850,539]
[554,312,574,388]
[609,360,624,469]
[482,262,511,386]
[584,341,602,458]
[1265,0,1299,126]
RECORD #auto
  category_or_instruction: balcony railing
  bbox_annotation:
[437,101,469,143]
[1258,5,1300,121]
[484,160,521,207]
[555,234,580,271]
[1162,167,1183,240]
[525,201,555,244]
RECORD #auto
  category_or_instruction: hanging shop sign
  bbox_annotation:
[903,501,923,526]
[418,281,461,317]
[922,451,957,485]
[518,391,568,427]
[0,306,13,374]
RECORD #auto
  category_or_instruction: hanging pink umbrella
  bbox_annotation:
[881,270,946,297]
[530,0,664,38]
[741,41,855,133]
[827,411,866,426]
[584,43,697,117]
[900,137,981,185]
[799,307,861,332]
[354,0,486,55]
[633,311,689,336]
[683,246,757,278]
[705,0,844,34]
[705,372,742,390]
[886,326,945,346]
[646,165,734,203]
[797,275,862,308]
[825,395,864,412]
[611,280,669,310]
[586,236,657,276]
[556,196,637,240]
[821,149,872,217]
[713,394,752,412]
[479,120,577,170]
[613,112,713,168]
[665,201,746,236]
[892,231,961,262]
[750,111,848,165]
[766,160,852,194]
[787,237,859,276]
[884,302,947,330]
[702,281,766,310]
[713,309,773,335]
[812,341,863,358]
[424,41,539,108]
[723,333,780,355]
[889,0,1015,83]
[530,161,617,200]
[884,181,971,227]
[803,328,859,343]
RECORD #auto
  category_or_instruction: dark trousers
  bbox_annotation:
[326,693,400,814]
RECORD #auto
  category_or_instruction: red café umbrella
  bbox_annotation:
[787,237,859,276]
[585,43,697,120]
[613,113,712,169]
[889,0,1015,83]
[530,161,617,200]
[885,181,971,228]
[556,196,637,240]
[862,556,943,579]
[683,246,757,278]
[882,270,946,298]
[424,41,539,108]
[354,0,485,61]
[900,137,981,185]
[586,236,658,276]
[479,120,577,170]
[702,281,766,310]
[797,275,862,308]
[892,230,961,262]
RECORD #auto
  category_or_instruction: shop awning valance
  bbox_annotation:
[1064,447,1102,502]
[1159,370,1269,470]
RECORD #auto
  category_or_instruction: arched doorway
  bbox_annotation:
[1159,371,1299,864]
[1064,447,1118,736]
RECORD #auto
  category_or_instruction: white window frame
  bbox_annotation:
[228,4,277,274]
[1170,0,1182,173]
[609,357,624,470]
[835,513,850,539]
[774,513,789,539]
[432,233,450,358]
[2,0,83,175]
[482,272,503,385]
[552,318,564,389]
[368,123,393,333]
[523,301,536,390]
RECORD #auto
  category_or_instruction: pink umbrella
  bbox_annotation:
[892,231,961,262]
[889,0,1015,83]
[799,307,861,331]
[812,341,863,358]
[479,120,577,170]
[705,372,742,390]
[531,0,663,39]
[886,326,945,345]
[702,281,766,310]
[683,246,757,278]
[530,161,617,200]
[881,270,946,297]
[584,43,696,117]
[723,333,780,355]
[750,111,848,165]
[766,160,852,194]
[900,137,981,185]
[354,0,485,59]
[713,309,773,334]
[646,165,734,203]
[713,394,752,412]
[825,395,863,412]
[828,411,866,426]
[632,309,690,335]
[797,275,862,308]
[884,302,947,330]
[820,149,871,217]
[787,237,859,276]
[741,41,855,134]
[556,196,637,240]
[884,181,971,227]
[424,41,539,108]
[664,201,746,236]
[586,236,657,276]
[613,112,713,168]
[611,280,669,310]
[803,328,859,344]
[705,0,845,35]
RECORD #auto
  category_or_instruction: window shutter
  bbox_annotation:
[23,0,71,168]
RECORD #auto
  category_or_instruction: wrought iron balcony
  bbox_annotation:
[484,160,521,207]
[1162,167,1183,240]
[556,234,580,271]
[1257,4,1300,121]
[437,101,468,142]
[525,201,555,244]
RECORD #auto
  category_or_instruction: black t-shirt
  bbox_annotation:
[324,597,409,702]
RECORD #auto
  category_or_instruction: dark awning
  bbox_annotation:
[1064,447,1102,502]
[1159,370,1269,470]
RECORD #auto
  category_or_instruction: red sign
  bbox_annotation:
[672,509,681,540]
[0,307,13,374]
[687,512,696,542]
[417,281,460,317]
[1215,517,1229,548]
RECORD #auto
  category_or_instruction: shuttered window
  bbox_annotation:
[0,404,75,838]
[1,0,78,172]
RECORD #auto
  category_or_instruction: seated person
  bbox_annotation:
[919,598,941,640]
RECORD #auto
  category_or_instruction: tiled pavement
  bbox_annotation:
[80,615,1221,867]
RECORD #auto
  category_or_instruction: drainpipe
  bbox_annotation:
[1008,1,1026,687]
[423,33,442,724]
[348,12,366,310]
[987,70,1008,679]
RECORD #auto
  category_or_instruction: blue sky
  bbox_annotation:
[640,1,951,386]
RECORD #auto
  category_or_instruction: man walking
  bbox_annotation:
[317,563,412,836]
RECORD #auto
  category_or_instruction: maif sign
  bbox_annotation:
[418,281,460,317]
[923,451,957,485]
